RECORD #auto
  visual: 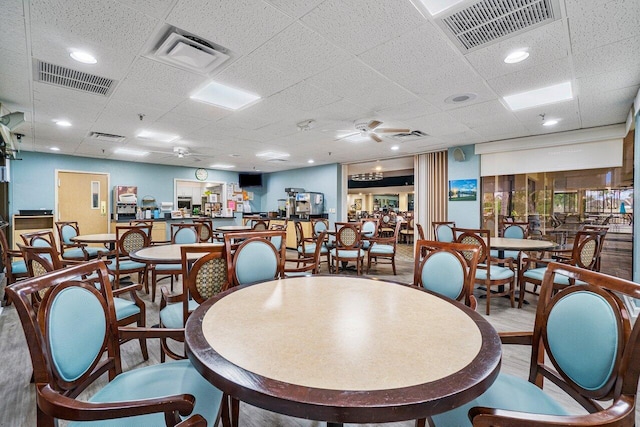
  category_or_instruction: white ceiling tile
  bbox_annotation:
[0,47,29,79]
[268,81,341,112]
[306,59,421,111]
[110,78,185,112]
[0,0,28,55]
[579,85,639,127]
[125,57,207,97]
[0,73,31,109]
[573,35,640,79]
[577,67,640,95]
[301,0,425,55]
[169,100,233,123]
[566,0,640,53]
[114,0,176,19]
[447,100,518,128]
[265,0,325,18]
[487,57,572,97]
[374,99,441,121]
[465,20,569,80]
[249,23,353,82]
[30,0,159,54]
[404,112,471,137]
[512,99,581,126]
[166,0,293,55]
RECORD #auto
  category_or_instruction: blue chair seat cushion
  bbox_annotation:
[489,249,520,260]
[61,248,89,259]
[369,244,394,255]
[475,264,514,281]
[107,260,146,272]
[330,248,365,258]
[284,272,313,277]
[523,267,586,285]
[431,372,568,426]
[298,243,329,254]
[67,359,223,426]
[112,297,140,321]
[9,260,27,275]
[154,263,182,272]
[160,299,199,328]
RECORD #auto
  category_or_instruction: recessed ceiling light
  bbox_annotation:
[390,145,400,151]
[114,148,149,157]
[55,120,72,127]
[503,82,573,111]
[210,164,234,169]
[543,119,559,127]
[50,147,60,151]
[444,92,477,104]
[504,50,529,64]
[191,81,261,110]
[414,0,465,16]
[375,166,382,171]
[70,50,97,64]
[136,130,179,143]
[229,154,240,157]
[307,159,315,164]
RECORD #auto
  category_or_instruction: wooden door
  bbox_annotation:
[57,171,109,235]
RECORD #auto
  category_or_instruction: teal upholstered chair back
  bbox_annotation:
[60,223,78,244]
[432,221,456,243]
[361,219,378,238]
[414,240,480,308]
[21,230,56,248]
[6,261,121,397]
[312,219,328,236]
[224,230,286,287]
[502,221,529,239]
[526,262,640,408]
[171,223,202,244]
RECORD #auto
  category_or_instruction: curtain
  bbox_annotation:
[414,151,448,240]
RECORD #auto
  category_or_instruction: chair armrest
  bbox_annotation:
[469,397,634,426]
[161,286,184,304]
[366,236,395,245]
[7,249,23,259]
[177,415,207,427]
[62,259,85,266]
[151,240,171,246]
[112,283,143,296]
[498,331,533,345]
[38,384,196,421]
[489,256,515,268]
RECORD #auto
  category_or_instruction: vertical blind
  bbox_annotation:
[414,151,448,240]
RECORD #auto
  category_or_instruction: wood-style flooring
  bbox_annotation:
[0,233,634,426]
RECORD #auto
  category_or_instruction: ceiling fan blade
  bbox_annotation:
[334,131,360,141]
[370,133,383,143]
[376,128,411,133]
[368,120,383,130]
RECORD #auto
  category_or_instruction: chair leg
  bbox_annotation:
[138,317,149,361]
[230,396,240,427]
[486,285,491,315]
[392,256,397,275]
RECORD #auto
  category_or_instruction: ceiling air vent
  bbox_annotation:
[151,27,231,75]
[88,132,126,143]
[34,60,116,95]
[439,0,559,52]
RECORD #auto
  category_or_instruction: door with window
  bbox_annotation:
[57,171,109,235]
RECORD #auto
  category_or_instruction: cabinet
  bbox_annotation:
[270,220,312,249]
[12,215,55,249]
[111,220,167,243]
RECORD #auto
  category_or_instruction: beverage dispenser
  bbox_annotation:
[284,188,304,218]
[295,192,324,218]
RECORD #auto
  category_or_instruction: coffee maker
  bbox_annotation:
[284,188,304,218]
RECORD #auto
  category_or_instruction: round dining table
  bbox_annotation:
[71,233,117,250]
[213,225,252,233]
[186,276,502,426]
[129,242,223,264]
[489,237,556,252]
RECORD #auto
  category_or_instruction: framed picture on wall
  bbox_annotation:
[449,179,477,201]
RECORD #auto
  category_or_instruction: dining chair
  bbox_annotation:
[224,230,285,287]
[432,221,456,242]
[159,245,229,361]
[454,228,516,315]
[310,218,333,269]
[415,223,426,240]
[399,217,414,243]
[193,218,215,242]
[365,221,402,274]
[149,222,203,303]
[521,229,607,302]
[129,219,154,241]
[330,222,365,275]
[19,243,148,360]
[0,224,27,306]
[578,224,609,271]
[20,229,57,248]
[413,239,480,312]
[284,231,327,277]
[379,213,394,237]
[55,221,110,260]
[295,221,328,267]
[109,225,151,288]
[430,262,640,427]
[359,217,379,250]
[251,219,270,230]
[6,260,228,427]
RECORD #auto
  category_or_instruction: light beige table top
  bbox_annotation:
[490,237,555,251]
[130,242,223,264]
[186,276,501,423]
[214,225,252,232]
[71,233,116,243]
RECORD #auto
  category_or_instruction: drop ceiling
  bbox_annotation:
[1,0,638,173]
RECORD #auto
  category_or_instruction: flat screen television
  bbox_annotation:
[239,173,262,188]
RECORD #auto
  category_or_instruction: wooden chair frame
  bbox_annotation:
[55,221,94,260]
[366,221,402,275]
[223,230,286,287]
[284,231,327,276]
[331,222,364,275]
[6,260,227,427]
[112,225,151,288]
[432,221,456,242]
[0,224,27,305]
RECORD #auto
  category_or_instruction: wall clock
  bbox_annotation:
[195,168,208,181]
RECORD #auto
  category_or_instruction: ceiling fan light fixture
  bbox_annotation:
[351,172,383,182]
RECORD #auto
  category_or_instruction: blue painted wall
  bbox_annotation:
[262,163,340,225]
[447,145,481,228]
[10,151,245,215]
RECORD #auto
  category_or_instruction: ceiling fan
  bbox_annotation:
[337,119,410,143]
[149,146,214,162]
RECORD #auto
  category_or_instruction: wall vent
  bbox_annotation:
[439,0,559,52]
[151,27,232,75]
[34,60,116,95]
[88,131,126,143]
